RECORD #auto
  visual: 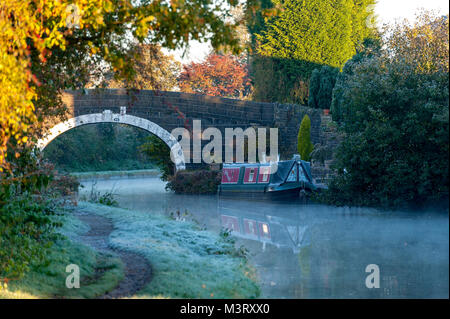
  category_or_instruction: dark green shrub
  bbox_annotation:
[297,115,314,161]
[1,151,61,281]
[166,170,222,194]
[308,66,339,109]
[331,37,382,123]
[324,56,449,208]
[0,195,60,281]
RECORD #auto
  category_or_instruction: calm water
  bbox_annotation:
[79,176,449,298]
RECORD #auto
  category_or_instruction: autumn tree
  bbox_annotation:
[383,9,449,74]
[0,0,254,282]
[0,0,247,172]
[100,43,181,91]
[178,53,252,99]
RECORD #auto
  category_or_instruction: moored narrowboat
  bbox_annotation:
[218,155,317,201]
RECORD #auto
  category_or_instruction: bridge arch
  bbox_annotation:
[37,110,186,171]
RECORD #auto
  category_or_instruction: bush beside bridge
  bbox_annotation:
[166,170,222,195]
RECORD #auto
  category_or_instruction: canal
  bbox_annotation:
[79,175,449,298]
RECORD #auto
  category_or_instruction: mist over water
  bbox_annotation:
[80,176,449,298]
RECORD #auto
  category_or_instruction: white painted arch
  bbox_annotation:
[37,110,186,171]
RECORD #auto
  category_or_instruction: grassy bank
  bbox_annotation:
[0,211,124,299]
[1,202,260,299]
[77,202,260,298]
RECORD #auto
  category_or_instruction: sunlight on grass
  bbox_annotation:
[0,289,38,299]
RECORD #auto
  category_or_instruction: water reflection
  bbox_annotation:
[79,176,449,298]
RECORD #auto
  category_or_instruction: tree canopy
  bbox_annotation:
[101,43,181,91]
[0,0,246,171]
[0,0,252,281]
[383,10,449,74]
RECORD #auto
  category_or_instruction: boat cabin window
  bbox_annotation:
[222,167,240,184]
[299,165,309,182]
[244,167,258,184]
[258,166,271,183]
[286,164,298,182]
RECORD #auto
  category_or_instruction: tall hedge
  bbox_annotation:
[297,115,314,161]
[248,0,376,104]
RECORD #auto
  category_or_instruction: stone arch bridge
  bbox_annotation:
[39,89,325,170]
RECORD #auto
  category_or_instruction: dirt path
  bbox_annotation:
[74,211,152,299]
